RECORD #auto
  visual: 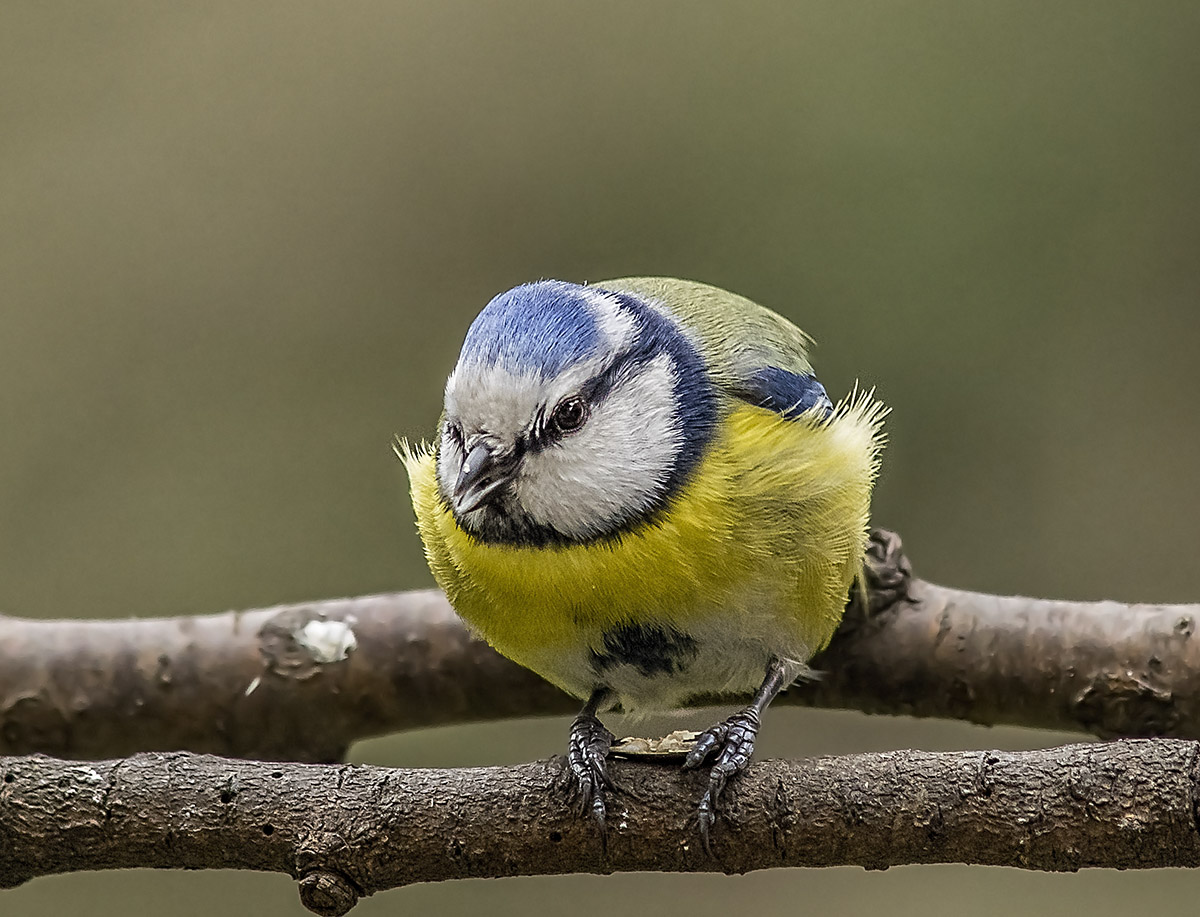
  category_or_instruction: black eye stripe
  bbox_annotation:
[583,345,655,403]
[523,346,654,453]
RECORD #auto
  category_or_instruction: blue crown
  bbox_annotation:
[460,281,602,377]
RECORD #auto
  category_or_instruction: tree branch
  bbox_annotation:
[3,531,1198,763]
[2,740,1198,915]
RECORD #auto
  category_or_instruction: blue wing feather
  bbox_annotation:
[732,366,833,420]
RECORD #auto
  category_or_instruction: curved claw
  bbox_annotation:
[567,712,616,828]
[682,708,761,852]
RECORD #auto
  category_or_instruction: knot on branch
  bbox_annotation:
[1074,671,1179,738]
[258,606,358,681]
[851,527,912,619]
[1,693,69,755]
[298,869,359,917]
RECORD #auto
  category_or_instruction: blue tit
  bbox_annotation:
[400,277,885,841]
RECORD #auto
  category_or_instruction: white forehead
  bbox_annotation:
[444,286,639,436]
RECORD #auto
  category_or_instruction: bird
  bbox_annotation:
[399,276,885,843]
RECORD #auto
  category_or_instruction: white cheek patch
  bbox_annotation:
[516,354,681,539]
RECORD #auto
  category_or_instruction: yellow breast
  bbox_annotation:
[401,395,884,699]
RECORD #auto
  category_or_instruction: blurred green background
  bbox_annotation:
[3,1,1199,914]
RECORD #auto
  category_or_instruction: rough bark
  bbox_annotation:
[2,530,1198,763]
[0,588,568,763]
[2,741,1198,915]
[797,531,1200,738]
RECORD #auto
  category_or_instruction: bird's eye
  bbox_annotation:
[549,397,589,435]
[444,422,464,446]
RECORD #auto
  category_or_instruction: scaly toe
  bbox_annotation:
[684,708,762,850]
[567,713,616,827]
[682,721,729,770]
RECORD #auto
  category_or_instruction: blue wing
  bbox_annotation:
[732,366,833,420]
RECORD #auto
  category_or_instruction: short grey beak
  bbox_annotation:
[453,442,514,515]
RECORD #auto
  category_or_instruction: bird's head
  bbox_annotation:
[437,280,718,546]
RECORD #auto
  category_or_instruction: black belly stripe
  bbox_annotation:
[589,622,699,678]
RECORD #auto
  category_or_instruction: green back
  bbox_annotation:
[599,277,817,394]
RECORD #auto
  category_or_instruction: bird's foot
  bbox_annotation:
[682,707,761,851]
[567,711,616,828]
